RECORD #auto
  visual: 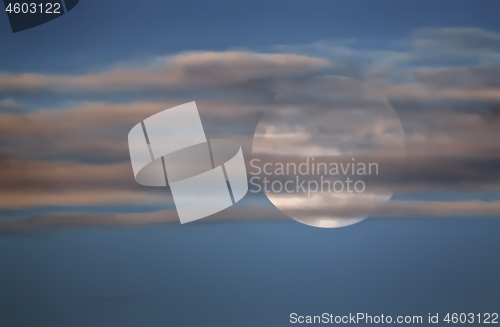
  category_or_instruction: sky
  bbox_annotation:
[0,0,499,326]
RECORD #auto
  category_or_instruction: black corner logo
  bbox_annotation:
[3,0,79,33]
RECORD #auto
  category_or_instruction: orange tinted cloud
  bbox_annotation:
[0,51,329,92]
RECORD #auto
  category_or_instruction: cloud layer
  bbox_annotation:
[1,27,499,229]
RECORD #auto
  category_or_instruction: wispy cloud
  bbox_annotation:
[0,27,499,228]
[1,199,499,233]
[0,51,329,93]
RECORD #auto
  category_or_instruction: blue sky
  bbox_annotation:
[2,0,500,74]
[1,0,500,326]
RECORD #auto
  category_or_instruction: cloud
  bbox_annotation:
[0,99,268,164]
[380,200,500,217]
[0,159,174,209]
[1,199,499,232]
[412,27,500,54]
[1,29,500,226]
[0,190,168,209]
[0,98,266,209]
[0,202,286,231]
[412,66,500,89]
[0,51,330,93]
[0,99,20,113]
[372,82,500,101]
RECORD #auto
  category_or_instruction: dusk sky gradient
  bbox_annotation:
[0,1,499,326]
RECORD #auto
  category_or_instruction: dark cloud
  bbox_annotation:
[1,198,499,233]
[0,51,329,94]
[1,29,500,227]
[413,67,500,90]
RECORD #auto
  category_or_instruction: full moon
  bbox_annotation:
[252,76,406,228]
